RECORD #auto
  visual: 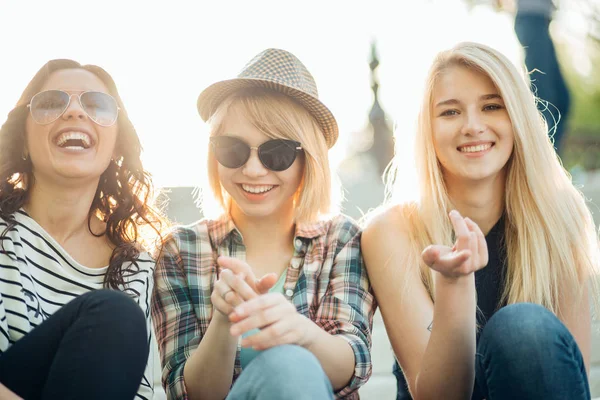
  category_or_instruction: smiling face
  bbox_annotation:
[215,106,305,222]
[431,65,514,185]
[25,68,118,186]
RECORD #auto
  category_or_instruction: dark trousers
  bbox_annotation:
[514,13,571,153]
[0,289,149,400]
[395,303,590,400]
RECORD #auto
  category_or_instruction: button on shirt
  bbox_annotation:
[152,214,376,400]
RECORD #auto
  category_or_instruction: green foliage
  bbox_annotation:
[559,44,600,135]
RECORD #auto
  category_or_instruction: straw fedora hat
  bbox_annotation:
[197,48,339,148]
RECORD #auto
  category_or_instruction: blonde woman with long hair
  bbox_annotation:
[362,42,597,400]
[152,49,375,400]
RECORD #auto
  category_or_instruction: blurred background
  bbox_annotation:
[3,0,600,398]
[3,0,600,220]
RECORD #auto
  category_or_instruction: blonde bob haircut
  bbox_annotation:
[203,87,333,224]
[385,42,599,317]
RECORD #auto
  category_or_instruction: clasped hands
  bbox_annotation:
[211,256,316,350]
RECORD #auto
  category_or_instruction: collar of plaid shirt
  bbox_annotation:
[208,212,330,248]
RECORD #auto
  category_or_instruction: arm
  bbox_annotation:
[362,209,485,400]
[559,281,591,373]
[0,383,21,400]
[311,226,376,395]
[152,234,237,400]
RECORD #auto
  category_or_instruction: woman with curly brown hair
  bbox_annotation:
[0,59,164,400]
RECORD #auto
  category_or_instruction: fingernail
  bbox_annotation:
[235,306,245,316]
[449,210,458,217]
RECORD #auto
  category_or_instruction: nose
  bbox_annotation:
[241,148,268,178]
[461,110,486,136]
[61,94,87,122]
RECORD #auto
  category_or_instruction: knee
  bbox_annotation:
[77,290,146,338]
[255,345,325,381]
[480,303,570,361]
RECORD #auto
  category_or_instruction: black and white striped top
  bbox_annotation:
[0,209,156,399]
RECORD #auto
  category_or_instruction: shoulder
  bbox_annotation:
[156,218,219,269]
[161,219,212,252]
[361,203,418,270]
[324,214,361,242]
[363,203,414,243]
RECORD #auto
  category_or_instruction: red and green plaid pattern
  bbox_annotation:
[152,214,376,399]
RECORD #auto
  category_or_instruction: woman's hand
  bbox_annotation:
[210,269,256,318]
[421,210,488,280]
[217,256,278,295]
[211,256,279,318]
[228,293,318,351]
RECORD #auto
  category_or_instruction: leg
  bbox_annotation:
[226,344,334,400]
[0,289,149,400]
[514,13,571,152]
[475,303,589,400]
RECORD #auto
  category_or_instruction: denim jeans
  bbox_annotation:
[395,303,590,400]
[0,290,149,400]
[227,344,334,400]
[514,13,571,153]
[473,303,589,400]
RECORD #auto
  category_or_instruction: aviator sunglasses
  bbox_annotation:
[210,136,303,172]
[27,90,120,127]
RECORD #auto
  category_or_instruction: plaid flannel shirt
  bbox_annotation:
[152,213,376,399]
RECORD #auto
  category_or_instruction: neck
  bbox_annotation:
[445,172,505,235]
[230,202,296,251]
[24,177,103,243]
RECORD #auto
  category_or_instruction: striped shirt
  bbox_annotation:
[152,213,376,400]
[0,210,156,400]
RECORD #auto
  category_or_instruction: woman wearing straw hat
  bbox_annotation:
[152,48,375,400]
[362,41,596,400]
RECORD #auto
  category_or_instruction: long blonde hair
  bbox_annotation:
[385,42,598,316]
[202,87,336,224]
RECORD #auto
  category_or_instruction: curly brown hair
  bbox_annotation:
[0,59,166,289]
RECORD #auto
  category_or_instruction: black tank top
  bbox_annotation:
[475,215,507,328]
[393,215,507,399]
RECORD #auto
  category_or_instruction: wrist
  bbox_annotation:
[212,310,233,327]
[435,271,475,286]
[301,317,323,350]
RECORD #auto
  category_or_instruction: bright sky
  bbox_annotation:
[0,0,524,188]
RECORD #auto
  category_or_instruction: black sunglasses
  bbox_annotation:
[210,136,303,172]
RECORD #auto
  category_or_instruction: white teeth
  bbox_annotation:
[459,143,492,153]
[241,184,275,194]
[55,132,92,149]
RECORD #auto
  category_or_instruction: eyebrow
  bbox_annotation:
[434,93,503,108]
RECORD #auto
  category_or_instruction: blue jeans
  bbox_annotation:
[395,303,589,400]
[514,13,571,153]
[474,303,589,399]
[227,344,334,400]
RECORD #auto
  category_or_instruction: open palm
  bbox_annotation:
[421,210,489,279]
